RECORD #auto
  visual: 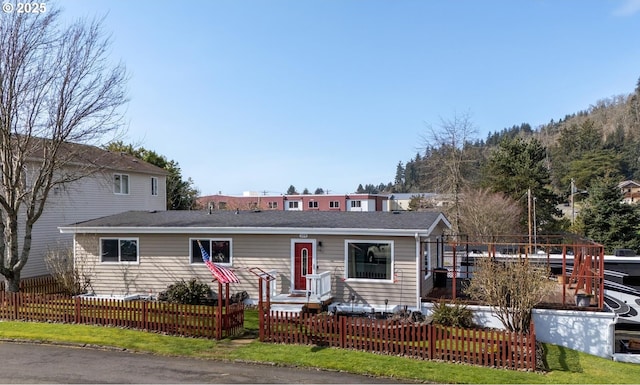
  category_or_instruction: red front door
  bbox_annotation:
[294,242,314,291]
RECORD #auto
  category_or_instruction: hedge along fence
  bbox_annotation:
[261,311,537,371]
[0,292,245,339]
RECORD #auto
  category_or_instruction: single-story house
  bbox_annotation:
[59,209,451,310]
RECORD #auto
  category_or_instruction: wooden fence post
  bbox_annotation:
[224,282,230,337]
[142,300,148,331]
[74,296,81,323]
[13,292,19,320]
[427,324,433,360]
[400,319,406,355]
[258,305,264,342]
[339,315,346,349]
[264,278,271,340]
[530,320,536,370]
[216,281,223,340]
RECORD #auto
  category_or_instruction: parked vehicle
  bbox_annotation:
[367,244,390,263]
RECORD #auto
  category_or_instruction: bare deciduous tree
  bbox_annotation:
[420,111,478,233]
[455,186,524,241]
[463,257,554,333]
[0,8,128,291]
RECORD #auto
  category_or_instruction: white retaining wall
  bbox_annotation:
[421,303,617,359]
[532,308,616,359]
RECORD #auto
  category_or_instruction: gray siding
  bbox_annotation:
[22,171,166,278]
[75,232,428,308]
[76,233,293,298]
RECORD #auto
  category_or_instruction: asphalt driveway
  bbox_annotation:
[0,341,408,384]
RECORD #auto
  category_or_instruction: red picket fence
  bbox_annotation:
[260,311,537,371]
[0,275,64,294]
[0,292,244,339]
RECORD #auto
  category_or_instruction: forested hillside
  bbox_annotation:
[387,77,640,199]
[361,76,640,251]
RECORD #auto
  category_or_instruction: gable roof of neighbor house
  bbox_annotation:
[22,136,168,176]
[618,180,640,189]
[59,210,451,237]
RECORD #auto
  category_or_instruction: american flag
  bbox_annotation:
[197,241,240,283]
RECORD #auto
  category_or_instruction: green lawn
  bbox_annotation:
[0,309,638,384]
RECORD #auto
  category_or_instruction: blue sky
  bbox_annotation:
[60,0,640,196]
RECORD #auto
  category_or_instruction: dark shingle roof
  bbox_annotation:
[24,137,168,175]
[62,210,449,234]
[61,141,169,175]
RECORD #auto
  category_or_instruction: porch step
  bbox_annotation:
[269,304,306,313]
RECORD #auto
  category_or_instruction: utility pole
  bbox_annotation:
[571,178,576,225]
[528,188,532,255]
[533,196,537,252]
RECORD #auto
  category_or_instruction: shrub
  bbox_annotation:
[45,246,93,295]
[430,299,474,328]
[161,279,211,305]
[463,257,553,333]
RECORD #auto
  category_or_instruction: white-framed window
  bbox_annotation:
[344,240,393,281]
[191,238,232,265]
[151,177,158,196]
[308,201,318,208]
[268,201,278,209]
[100,238,139,263]
[350,200,362,208]
[288,201,299,209]
[114,174,129,194]
[329,201,340,208]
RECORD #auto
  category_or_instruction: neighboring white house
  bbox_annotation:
[21,142,168,278]
[387,193,453,211]
[619,180,640,204]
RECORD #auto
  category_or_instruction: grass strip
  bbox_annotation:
[1,310,640,383]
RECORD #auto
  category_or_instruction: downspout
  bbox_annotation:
[72,232,77,279]
[415,232,421,310]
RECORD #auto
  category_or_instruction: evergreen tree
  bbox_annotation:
[165,160,199,210]
[404,161,419,192]
[104,142,199,210]
[286,185,298,195]
[579,176,640,253]
[359,184,379,194]
[565,149,624,193]
[394,161,405,191]
[314,188,324,194]
[484,137,562,233]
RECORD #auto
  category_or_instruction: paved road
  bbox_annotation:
[0,341,409,384]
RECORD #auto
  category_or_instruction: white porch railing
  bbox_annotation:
[306,271,332,301]
[260,269,278,299]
